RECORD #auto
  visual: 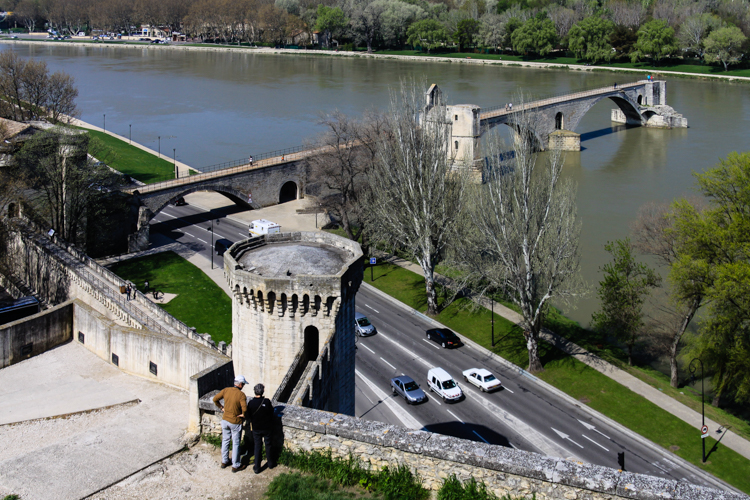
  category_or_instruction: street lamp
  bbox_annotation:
[491,299,496,346]
[129,124,132,144]
[689,358,706,463]
[103,114,106,132]
[173,148,176,178]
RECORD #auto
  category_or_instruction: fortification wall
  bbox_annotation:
[279,405,743,500]
[0,301,73,368]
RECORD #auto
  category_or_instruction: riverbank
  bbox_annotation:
[2,37,749,83]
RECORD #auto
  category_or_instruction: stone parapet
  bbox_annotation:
[278,405,745,500]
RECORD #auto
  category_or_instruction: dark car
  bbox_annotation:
[173,197,187,206]
[426,328,461,348]
[390,375,427,404]
[214,238,232,256]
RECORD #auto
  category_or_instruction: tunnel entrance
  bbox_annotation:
[279,181,298,203]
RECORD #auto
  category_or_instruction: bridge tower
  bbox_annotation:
[224,232,363,414]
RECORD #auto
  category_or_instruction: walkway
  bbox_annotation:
[379,254,750,463]
[0,342,188,500]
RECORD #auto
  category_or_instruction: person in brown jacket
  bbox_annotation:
[213,375,249,472]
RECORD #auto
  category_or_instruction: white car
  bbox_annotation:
[462,368,502,392]
[427,367,463,403]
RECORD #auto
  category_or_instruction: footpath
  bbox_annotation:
[378,253,750,463]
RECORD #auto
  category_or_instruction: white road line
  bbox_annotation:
[162,213,177,219]
[509,442,517,449]
[473,430,489,443]
[422,338,441,350]
[447,409,464,424]
[378,333,430,368]
[581,434,609,451]
[503,387,514,394]
[184,232,195,237]
[380,357,396,370]
[365,304,380,313]
[238,232,246,237]
[360,344,375,354]
[651,462,669,473]
[355,369,422,430]
[431,394,441,405]
[196,238,208,244]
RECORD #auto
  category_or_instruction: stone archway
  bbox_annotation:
[304,325,319,361]
[279,181,298,204]
[637,94,643,105]
[555,112,564,130]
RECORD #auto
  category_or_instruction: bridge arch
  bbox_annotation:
[571,94,643,130]
[555,112,564,130]
[147,184,256,220]
[279,181,298,203]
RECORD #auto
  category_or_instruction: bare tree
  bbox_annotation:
[466,97,585,373]
[678,13,721,58]
[605,0,645,28]
[631,200,706,387]
[367,82,470,315]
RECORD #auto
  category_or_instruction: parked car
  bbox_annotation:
[173,196,187,206]
[426,367,463,403]
[462,368,502,392]
[426,328,461,348]
[214,238,232,256]
[390,375,427,404]
[354,312,377,337]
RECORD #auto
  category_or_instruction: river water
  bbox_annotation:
[5,43,750,325]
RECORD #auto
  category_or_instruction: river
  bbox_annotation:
[4,43,750,326]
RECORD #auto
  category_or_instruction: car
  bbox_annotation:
[426,328,461,348]
[426,367,463,403]
[173,196,187,206]
[354,312,376,336]
[390,375,427,404]
[214,238,232,256]
[462,368,502,392]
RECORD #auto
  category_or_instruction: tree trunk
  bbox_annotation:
[424,273,438,315]
[525,330,544,373]
[670,297,701,388]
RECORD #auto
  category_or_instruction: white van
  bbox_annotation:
[426,367,463,403]
[249,219,281,237]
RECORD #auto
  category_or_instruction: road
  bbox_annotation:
[150,200,720,489]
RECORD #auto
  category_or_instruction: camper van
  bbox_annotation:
[249,219,281,237]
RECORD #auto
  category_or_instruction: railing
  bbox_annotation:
[199,144,314,174]
[481,81,644,116]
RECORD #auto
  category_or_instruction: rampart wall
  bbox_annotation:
[0,301,73,368]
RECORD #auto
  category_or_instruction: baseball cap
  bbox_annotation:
[234,375,248,385]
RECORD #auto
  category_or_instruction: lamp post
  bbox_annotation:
[103,114,106,132]
[129,124,131,144]
[158,136,161,158]
[491,299,495,346]
[689,358,706,463]
[173,147,176,172]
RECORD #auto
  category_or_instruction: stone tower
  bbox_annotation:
[224,232,363,415]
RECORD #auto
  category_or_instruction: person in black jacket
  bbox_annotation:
[246,383,276,473]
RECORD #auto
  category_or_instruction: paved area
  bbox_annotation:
[0,342,189,500]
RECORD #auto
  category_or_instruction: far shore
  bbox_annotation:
[2,37,749,83]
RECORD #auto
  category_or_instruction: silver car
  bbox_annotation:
[390,375,427,404]
[355,312,376,336]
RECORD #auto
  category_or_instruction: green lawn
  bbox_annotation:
[108,251,232,343]
[365,262,750,494]
[81,128,178,184]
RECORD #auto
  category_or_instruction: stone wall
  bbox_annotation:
[278,405,743,500]
[0,301,73,368]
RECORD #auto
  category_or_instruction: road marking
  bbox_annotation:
[380,357,396,370]
[184,232,195,237]
[472,430,489,443]
[162,213,177,219]
[360,344,375,354]
[577,419,611,440]
[581,434,609,451]
[378,333,430,368]
[651,462,669,473]
[503,387,514,394]
[196,237,208,244]
[365,304,380,313]
[447,409,464,424]
[422,338,441,350]
[509,442,517,449]
[355,369,422,430]
[551,428,584,449]
[238,232,246,237]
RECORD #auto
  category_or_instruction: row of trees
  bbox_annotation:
[593,153,750,407]
[4,0,748,67]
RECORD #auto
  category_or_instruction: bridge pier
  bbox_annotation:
[128,206,152,253]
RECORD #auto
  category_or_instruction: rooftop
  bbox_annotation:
[237,241,353,277]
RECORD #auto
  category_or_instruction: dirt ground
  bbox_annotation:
[88,441,288,500]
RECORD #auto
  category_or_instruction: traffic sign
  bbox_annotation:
[701,425,709,438]
[370,257,376,265]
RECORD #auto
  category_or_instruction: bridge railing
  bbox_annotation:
[481,81,643,116]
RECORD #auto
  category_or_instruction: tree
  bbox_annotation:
[547,4,578,39]
[380,0,426,49]
[14,0,43,33]
[704,26,747,71]
[678,13,722,58]
[453,18,480,52]
[511,13,558,56]
[631,19,678,64]
[406,19,449,53]
[350,0,386,53]
[367,82,470,316]
[610,24,638,59]
[605,0,644,29]
[478,13,505,51]
[13,127,121,245]
[567,16,616,62]
[315,5,348,47]
[502,17,522,49]
[671,152,750,406]
[593,239,661,366]
[466,98,585,373]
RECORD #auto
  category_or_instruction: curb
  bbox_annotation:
[360,281,744,495]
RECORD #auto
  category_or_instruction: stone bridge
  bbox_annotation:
[433,79,687,164]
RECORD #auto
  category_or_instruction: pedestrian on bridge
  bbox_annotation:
[144,281,149,293]
[126,283,132,300]
[614,82,617,89]
[249,155,254,165]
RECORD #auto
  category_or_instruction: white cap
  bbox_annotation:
[234,375,248,385]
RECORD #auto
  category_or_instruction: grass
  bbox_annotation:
[266,472,378,499]
[108,251,232,343]
[81,127,178,184]
[364,262,750,494]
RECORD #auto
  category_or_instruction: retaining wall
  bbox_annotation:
[0,301,73,368]
[279,405,744,500]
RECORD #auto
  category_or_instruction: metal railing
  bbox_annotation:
[199,144,315,174]
[480,81,645,117]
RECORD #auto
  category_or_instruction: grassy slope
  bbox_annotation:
[365,262,750,494]
[108,251,232,343]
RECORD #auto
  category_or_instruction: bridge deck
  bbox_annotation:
[479,81,644,122]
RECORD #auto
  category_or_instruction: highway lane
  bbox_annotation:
[149,201,718,489]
